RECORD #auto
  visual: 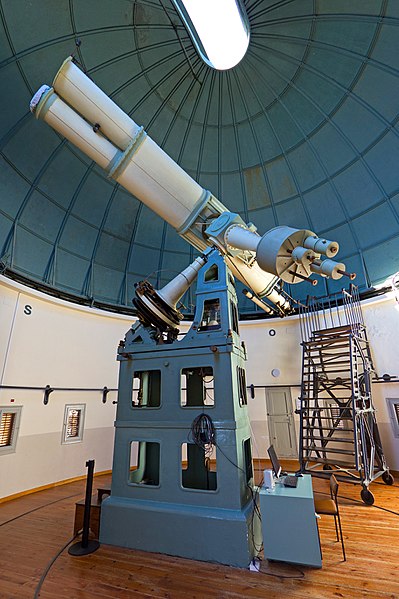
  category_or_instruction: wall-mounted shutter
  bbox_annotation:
[66,409,81,439]
[0,412,15,447]
[62,404,85,444]
[0,406,22,455]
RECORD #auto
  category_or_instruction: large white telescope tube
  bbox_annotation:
[53,57,141,151]
[30,57,349,310]
[51,57,226,241]
[30,59,285,305]
[33,88,117,170]
[31,85,207,235]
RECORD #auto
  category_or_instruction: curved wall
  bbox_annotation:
[0,277,398,499]
[0,277,129,499]
[242,299,399,472]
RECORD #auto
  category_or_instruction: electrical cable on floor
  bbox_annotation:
[250,557,305,579]
[0,492,83,527]
[34,532,81,598]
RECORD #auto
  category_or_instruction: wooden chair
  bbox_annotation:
[314,475,346,561]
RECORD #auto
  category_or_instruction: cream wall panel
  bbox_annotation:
[247,387,269,459]
[1,274,398,499]
[363,297,399,376]
[0,388,117,437]
[240,298,399,470]
[361,296,399,469]
[241,318,302,459]
[0,284,20,384]
[1,291,128,388]
[1,427,114,498]
[0,276,128,498]
[240,318,302,387]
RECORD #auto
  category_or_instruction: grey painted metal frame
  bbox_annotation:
[100,251,261,566]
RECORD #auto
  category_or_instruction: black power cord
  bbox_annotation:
[250,556,305,579]
[0,492,83,527]
[215,446,306,578]
[188,414,305,578]
[188,413,216,457]
[34,532,81,598]
[189,415,263,552]
[213,440,264,555]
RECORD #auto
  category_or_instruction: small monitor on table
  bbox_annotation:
[267,444,282,478]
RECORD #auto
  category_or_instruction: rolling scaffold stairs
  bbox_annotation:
[298,285,393,505]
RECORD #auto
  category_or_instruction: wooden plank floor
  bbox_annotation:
[0,464,398,599]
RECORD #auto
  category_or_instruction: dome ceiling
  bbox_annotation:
[1,0,399,315]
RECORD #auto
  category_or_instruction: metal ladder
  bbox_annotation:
[298,286,393,504]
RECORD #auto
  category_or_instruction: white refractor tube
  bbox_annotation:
[30,57,348,312]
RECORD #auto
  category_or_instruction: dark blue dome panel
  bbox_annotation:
[0,0,398,314]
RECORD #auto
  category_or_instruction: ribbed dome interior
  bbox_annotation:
[1,0,399,315]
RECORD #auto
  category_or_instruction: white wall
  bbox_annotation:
[0,276,131,498]
[239,294,399,470]
[239,317,302,458]
[1,275,398,499]
[361,296,399,469]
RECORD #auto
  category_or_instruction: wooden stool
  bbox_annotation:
[73,497,102,539]
[97,487,111,503]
